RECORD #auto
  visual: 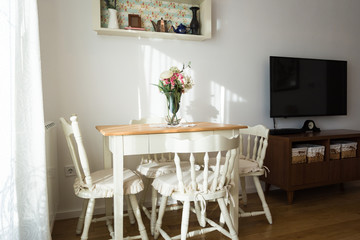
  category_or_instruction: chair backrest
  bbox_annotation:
[60,115,93,187]
[166,135,240,194]
[130,117,171,163]
[239,125,269,168]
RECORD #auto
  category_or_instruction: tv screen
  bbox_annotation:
[270,56,347,118]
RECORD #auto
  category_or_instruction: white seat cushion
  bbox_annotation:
[238,159,263,174]
[74,168,144,198]
[152,171,218,197]
[137,161,192,178]
[209,157,264,175]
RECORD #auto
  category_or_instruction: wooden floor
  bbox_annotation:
[52,181,360,240]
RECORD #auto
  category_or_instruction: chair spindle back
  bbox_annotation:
[60,116,93,187]
[167,135,239,194]
[239,125,269,168]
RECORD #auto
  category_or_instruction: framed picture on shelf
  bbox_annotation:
[128,14,141,28]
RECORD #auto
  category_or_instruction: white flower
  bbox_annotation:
[183,76,194,92]
[169,66,180,73]
[160,70,173,79]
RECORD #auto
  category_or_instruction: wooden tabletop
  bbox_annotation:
[96,122,247,136]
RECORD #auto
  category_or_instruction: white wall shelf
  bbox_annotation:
[92,0,211,41]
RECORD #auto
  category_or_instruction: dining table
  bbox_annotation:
[96,122,247,240]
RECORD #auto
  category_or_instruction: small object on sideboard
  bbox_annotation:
[269,128,304,135]
[302,120,320,132]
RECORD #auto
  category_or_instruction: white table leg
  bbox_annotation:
[103,136,113,217]
[112,136,124,240]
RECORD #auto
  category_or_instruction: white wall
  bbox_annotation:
[38,0,360,218]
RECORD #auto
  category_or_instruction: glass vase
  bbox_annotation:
[165,91,182,126]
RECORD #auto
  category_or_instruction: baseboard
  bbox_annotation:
[55,206,106,220]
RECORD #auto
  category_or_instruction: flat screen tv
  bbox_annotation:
[270,56,347,118]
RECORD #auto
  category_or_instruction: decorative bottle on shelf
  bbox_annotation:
[107,8,119,29]
[190,7,200,35]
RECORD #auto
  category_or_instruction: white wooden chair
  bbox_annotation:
[238,125,272,224]
[152,135,240,240]
[130,117,189,235]
[60,116,149,240]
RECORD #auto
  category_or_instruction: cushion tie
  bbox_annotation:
[224,185,235,207]
[263,165,270,178]
[195,192,207,215]
[194,192,207,227]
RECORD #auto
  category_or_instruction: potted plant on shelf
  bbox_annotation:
[105,0,118,29]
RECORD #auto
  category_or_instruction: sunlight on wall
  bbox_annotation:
[137,87,142,118]
[137,44,246,123]
[138,44,166,118]
[216,19,222,31]
[138,45,193,120]
[210,81,247,123]
[137,45,246,123]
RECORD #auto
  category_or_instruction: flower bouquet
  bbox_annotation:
[154,62,194,125]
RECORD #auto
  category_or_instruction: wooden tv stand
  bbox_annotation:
[261,129,360,204]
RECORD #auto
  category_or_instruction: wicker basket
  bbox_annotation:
[307,145,325,163]
[292,146,307,164]
[340,141,357,158]
[330,143,341,160]
[295,144,325,163]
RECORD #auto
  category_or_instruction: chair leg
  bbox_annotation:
[105,198,113,217]
[80,198,95,240]
[129,194,149,240]
[154,195,168,240]
[140,177,152,206]
[217,198,239,240]
[151,186,158,235]
[181,200,191,240]
[125,195,136,224]
[76,199,89,234]
[253,176,272,224]
[240,176,247,205]
[219,212,225,227]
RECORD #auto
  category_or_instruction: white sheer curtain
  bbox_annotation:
[0,0,51,239]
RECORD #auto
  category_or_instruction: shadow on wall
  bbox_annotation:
[186,98,219,122]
